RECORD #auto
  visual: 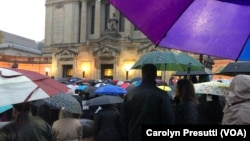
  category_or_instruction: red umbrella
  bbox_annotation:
[0,67,69,106]
[120,82,130,89]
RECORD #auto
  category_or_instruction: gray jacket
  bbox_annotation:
[222,75,250,125]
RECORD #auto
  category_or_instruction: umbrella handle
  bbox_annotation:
[187,63,191,79]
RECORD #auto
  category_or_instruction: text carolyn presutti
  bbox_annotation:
[146,128,217,138]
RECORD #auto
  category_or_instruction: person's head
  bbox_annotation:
[226,74,250,105]
[141,64,157,81]
[101,104,113,109]
[190,76,198,83]
[12,102,31,118]
[175,78,198,104]
[199,75,210,83]
[13,102,31,112]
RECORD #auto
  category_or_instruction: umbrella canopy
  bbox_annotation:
[131,51,204,71]
[125,84,136,93]
[108,0,250,61]
[83,86,98,98]
[0,105,13,114]
[130,77,142,83]
[194,81,229,96]
[94,85,127,95]
[0,67,69,106]
[76,85,88,91]
[174,67,213,76]
[84,95,123,106]
[120,82,130,89]
[215,61,250,76]
[46,92,82,114]
[95,83,106,87]
[157,86,171,92]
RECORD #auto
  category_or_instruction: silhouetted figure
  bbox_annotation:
[11,60,18,68]
[122,64,174,141]
[94,104,121,141]
[0,102,55,140]
[198,94,224,125]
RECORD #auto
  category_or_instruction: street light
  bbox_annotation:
[45,67,49,76]
[125,70,129,80]
[82,71,85,78]
[125,68,130,81]
[124,64,132,81]
[82,67,87,78]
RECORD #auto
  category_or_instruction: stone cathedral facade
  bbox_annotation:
[42,0,170,80]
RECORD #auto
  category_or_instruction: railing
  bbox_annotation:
[0,55,52,64]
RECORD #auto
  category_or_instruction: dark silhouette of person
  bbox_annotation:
[11,60,18,68]
[94,104,122,141]
[0,102,55,141]
[197,94,224,125]
[121,64,175,141]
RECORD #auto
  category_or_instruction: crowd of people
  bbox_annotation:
[0,63,249,141]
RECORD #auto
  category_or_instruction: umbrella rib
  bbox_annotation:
[0,72,22,78]
[24,86,39,102]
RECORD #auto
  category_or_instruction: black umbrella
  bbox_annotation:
[216,61,250,76]
[45,93,83,114]
[83,86,98,98]
[84,95,123,106]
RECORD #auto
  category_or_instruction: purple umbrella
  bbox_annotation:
[108,0,250,61]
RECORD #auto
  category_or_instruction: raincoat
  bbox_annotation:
[122,79,175,141]
[0,113,55,141]
[222,75,250,125]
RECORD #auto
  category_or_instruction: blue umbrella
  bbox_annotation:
[76,85,88,91]
[94,85,127,95]
[130,77,142,83]
[0,105,13,114]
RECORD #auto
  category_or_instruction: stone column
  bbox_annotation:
[80,0,87,43]
[94,0,101,39]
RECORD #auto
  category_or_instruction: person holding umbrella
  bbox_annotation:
[0,102,55,141]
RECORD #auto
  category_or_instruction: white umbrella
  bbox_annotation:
[0,67,69,106]
[194,81,229,96]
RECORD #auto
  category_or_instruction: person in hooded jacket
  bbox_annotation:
[52,109,82,141]
[0,102,55,141]
[222,74,250,125]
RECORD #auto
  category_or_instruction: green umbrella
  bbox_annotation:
[131,51,204,71]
